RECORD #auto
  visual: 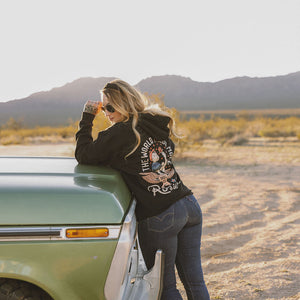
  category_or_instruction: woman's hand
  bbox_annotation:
[83,100,102,115]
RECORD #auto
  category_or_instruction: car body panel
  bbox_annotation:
[0,157,132,225]
[0,239,117,300]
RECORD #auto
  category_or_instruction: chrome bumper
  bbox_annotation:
[104,200,164,300]
[125,249,164,300]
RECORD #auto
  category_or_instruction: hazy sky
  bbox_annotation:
[0,0,299,102]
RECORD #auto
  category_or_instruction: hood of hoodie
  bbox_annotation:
[137,113,170,140]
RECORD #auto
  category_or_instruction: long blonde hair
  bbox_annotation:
[101,79,178,158]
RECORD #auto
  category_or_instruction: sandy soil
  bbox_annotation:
[0,138,299,300]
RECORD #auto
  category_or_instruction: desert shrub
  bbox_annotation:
[235,111,252,121]
[0,124,78,145]
[1,135,24,145]
[211,125,237,139]
[244,119,266,137]
[259,128,291,137]
[258,117,299,137]
[175,114,300,151]
[179,118,209,140]
[178,117,248,143]
[223,134,249,146]
[3,118,23,131]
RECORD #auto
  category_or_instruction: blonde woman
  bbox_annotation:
[75,79,210,300]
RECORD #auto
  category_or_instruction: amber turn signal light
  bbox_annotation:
[66,228,109,238]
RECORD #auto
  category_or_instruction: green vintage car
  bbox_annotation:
[0,157,163,300]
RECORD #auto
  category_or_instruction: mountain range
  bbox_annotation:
[0,72,299,127]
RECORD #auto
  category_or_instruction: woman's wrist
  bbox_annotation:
[83,100,102,115]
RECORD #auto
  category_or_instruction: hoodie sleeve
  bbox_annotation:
[75,112,130,165]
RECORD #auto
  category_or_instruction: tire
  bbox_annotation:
[0,278,53,300]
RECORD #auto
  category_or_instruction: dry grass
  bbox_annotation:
[175,116,300,149]
[0,126,76,145]
[1,111,300,148]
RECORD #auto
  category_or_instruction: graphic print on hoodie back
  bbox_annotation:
[139,137,179,196]
[75,112,191,220]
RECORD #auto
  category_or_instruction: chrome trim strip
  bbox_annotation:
[0,227,61,237]
[0,225,121,241]
[104,200,137,300]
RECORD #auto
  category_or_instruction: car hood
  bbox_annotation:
[0,157,132,226]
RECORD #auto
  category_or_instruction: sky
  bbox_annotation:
[0,0,299,102]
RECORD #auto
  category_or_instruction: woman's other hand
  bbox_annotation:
[83,100,102,115]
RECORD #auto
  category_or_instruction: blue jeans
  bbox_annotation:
[138,194,210,300]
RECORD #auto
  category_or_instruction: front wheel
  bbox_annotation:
[0,278,53,300]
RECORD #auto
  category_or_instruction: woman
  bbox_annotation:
[75,79,210,300]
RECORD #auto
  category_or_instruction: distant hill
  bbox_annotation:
[0,77,116,127]
[136,72,300,110]
[0,72,299,127]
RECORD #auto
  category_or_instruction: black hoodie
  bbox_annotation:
[75,112,191,221]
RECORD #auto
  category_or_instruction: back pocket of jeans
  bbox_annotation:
[147,208,174,232]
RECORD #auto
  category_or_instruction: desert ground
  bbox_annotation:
[0,138,299,300]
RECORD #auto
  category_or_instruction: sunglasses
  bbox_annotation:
[101,104,115,113]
